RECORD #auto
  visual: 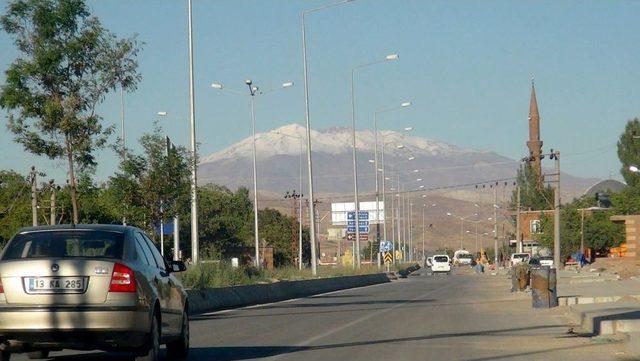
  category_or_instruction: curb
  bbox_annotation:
[559,294,640,306]
[186,273,391,315]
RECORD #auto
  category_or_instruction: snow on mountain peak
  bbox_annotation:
[199,123,473,164]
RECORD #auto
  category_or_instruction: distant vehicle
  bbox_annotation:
[453,250,473,266]
[0,225,190,361]
[510,252,530,267]
[431,255,451,274]
[539,255,554,268]
[528,257,541,268]
[426,257,433,268]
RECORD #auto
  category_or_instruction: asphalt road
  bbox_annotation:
[14,268,625,361]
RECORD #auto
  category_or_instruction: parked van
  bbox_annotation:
[453,250,473,266]
[431,255,451,274]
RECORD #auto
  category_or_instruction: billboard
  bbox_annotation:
[331,201,384,225]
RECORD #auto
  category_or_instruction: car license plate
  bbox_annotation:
[26,277,85,293]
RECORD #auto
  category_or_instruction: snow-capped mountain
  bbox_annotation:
[200,123,473,164]
[198,123,596,197]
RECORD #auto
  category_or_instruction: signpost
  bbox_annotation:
[383,251,393,272]
[346,211,369,241]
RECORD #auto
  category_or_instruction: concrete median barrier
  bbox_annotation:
[187,273,391,315]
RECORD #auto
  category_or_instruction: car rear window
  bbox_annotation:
[513,254,529,259]
[2,230,124,260]
[434,256,449,262]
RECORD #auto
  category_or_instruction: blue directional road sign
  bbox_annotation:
[379,240,393,252]
[347,220,356,226]
[347,226,370,234]
[347,211,369,221]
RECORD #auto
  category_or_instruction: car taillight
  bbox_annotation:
[109,263,136,293]
[0,277,3,294]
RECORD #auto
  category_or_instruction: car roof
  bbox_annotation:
[16,224,135,234]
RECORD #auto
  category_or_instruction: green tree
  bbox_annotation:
[0,170,31,244]
[259,208,295,266]
[196,185,253,255]
[617,118,640,187]
[511,163,554,211]
[108,124,191,235]
[0,0,141,223]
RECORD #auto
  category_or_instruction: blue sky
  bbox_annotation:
[0,0,638,182]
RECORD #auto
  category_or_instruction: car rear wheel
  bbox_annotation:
[136,314,160,361]
[167,309,189,359]
[27,351,48,359]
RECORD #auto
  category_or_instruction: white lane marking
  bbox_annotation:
[266,281,450,361]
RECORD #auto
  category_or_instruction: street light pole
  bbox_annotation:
[301,0,359,275]
[249,87,260,268]
[350,54,399,268]
[552,150,561,269]
[422,204,426,261]
[374,102,411,251]
[187,0,199,264]
[211,81,293,268]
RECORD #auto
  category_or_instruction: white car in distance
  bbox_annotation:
[539,255,554,268]
[431,255,451,274]
[510,253,530,267]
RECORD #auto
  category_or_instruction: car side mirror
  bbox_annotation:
[170,260,187,273]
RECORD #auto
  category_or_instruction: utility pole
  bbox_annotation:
[285,190,302,268]
[552,150,561,269]
[49,180,56,225]
[493,185,498,265]
[516,184,522,253]
[30,166,37,227]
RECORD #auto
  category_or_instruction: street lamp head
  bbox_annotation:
[282,81,294,88]
[401,102,411,107]
[416,178,422,181]
[211,83,223,89]
[385,53,399,61]
[245,79,252,86]
[408,156,415,160]
[404,126,413,131]
[446,212,452,216]
[157,111,167,117]
[413,169,419,173]
[431,203,437,207]
[368,159,375,163]
[396,145,405,149]
[251,86,259,93]
[630,165,640,173]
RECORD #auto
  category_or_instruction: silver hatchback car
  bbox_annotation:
[0,225,189,361]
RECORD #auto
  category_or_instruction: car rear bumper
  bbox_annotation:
[0,306,150,348]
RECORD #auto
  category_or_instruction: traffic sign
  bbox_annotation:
[379,240,393,252]
[347,211,369,220]
[347,226,369,234]
[384,252,393,263]
[347,220,356,226]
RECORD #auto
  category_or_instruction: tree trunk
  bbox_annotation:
[65,138,79,224]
